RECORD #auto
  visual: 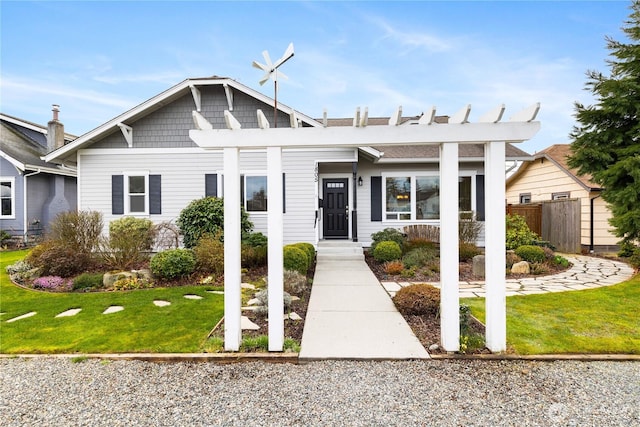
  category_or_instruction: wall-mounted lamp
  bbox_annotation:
[358,176,363,186]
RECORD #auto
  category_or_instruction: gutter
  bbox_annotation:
[23,169,41,243]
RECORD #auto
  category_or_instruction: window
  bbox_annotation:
[245,175,267,212]
[383,173,473,221]
[552,192,570,200]
[519,193,532,204]
[126,174,148,214]
[1,177,15,218]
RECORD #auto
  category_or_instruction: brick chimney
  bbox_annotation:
[47,104,65,152]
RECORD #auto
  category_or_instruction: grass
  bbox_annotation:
[463,274,640,354]
[0,250,224,354]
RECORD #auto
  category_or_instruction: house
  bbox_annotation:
[0,109,77,244]
[44,75,540,353]
[506,144,618,253]
[42,76,533,247]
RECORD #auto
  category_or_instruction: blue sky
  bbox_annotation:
[0,1,631,153]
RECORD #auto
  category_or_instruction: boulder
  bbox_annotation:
[511,261,530,275]
[103,271,133,288]
[472,255,486,277]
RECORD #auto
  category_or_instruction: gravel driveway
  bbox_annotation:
[1,358,638,426]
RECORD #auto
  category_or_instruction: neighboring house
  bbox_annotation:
[0,110,77,243]
[43,76,533,247]
[506,144,618,252]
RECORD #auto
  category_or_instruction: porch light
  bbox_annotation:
[358,176,363,186]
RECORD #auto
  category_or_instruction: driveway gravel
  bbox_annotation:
[1,358,638,426]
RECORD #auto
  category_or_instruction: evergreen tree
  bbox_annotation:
[568,1,640,244]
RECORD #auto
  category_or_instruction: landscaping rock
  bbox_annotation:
[103,271,133,288]
[472,255,486,277]
[133,269,152,281]
[428,343,440,352]
[511,261,530,274]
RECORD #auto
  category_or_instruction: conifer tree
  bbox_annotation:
[568,1,640,244]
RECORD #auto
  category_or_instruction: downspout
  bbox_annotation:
[590,194,601,253]
[23,169,42,243]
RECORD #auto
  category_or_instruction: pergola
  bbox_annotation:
[189,103,541,353]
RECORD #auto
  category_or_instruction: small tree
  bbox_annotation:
[177,197,253,248]
[568,1,640,245]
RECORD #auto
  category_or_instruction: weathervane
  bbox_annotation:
[252,42,294,128]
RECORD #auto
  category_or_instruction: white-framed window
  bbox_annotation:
[1,177,15,219]
[383,173,473,221]
[243,174,267,212]
[552,192,570,200]
[520,193,532,204]
[125,172,148,214]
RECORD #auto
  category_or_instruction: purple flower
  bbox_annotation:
[32,276,71,291]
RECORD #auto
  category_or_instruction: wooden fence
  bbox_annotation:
[507,199,581,253]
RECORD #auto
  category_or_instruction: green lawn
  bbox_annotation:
[463,274,640,354]
[0,250,224,354]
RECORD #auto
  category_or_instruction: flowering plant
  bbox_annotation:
[32,276,71,291]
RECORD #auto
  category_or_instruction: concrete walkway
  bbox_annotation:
[299,242,429,361]
[380,254,635,298]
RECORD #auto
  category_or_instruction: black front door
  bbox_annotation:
[322,178,349,238]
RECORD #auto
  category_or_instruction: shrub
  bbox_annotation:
[552,255,570,268]
[150,249,196,280]
[283,269,307,295]
[241,244,268,268]
[505,252,522,269]
[392,283,440,316]
[459,211,483,245]
[530,262,550,275]
[515,245,546,263]
[100,216,156,270]
[283,245,309,275]
[292,242,315,264]
[32,276,71,292]
[253,288,292,315]
[48,210,103,254]
[177,197,253,248]
[193,233,224,275]
[242,231,268,247]
[373,241,402,263]
[505,214,539,250]
[459,243,482,262]
[383,260,404,275]
[402,247,438,269]
[371,228,406,252]
[0,230,11,245]
[112,276,153,291]
[5,260,38,285]
[73,273,104,291]
[27,241,94,277]
[403,238,436,253]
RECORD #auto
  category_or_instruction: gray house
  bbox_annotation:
[0,110,77,244]
[43,77,531,247]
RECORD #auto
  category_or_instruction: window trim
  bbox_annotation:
[124,172,149,215]
[381,171,476,222]
[552,191,570,200]
[0,177,16,219]
[519,193,532,204]
[243,174,268,213]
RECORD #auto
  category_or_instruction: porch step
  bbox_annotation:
[316,241,365,261]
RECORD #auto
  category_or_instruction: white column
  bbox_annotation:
[223,147,242,351]
[485,141,507,352]
[439,142,460,352]
[267,146,284,351]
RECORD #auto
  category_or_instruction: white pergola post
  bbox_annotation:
[439,142,460,352]
[267,146,284,351]
[484,141,507,352]
[223,147,242,351]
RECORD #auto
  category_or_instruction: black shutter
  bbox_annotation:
[282,173,286,213]
[205,174,218,197]
[476,174,485,221]
[371,176,382,221]
[149,175,162,214]
[112,175,124,215]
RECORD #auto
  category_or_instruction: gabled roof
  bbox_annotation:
[507,143,600,190]
[44,77,322,163]
[0,114,77,176]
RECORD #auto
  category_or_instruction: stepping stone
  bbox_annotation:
[241,283,256,290]
[153,300,171,307]
[285,312,302,321]
[206,290,224,295]
[103,306,124,314]
[290,296,300,302]
[242,306,258,311]
[6,311,36,323]
[56,308,82,318]
[241,315,260,330]
[247,298,260,306]
[184,294,203,300]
